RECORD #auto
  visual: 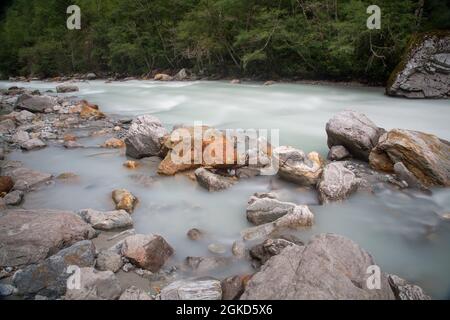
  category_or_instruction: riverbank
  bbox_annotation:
[1,81,450,300]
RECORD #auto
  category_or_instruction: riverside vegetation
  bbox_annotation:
[0,0,449,302]
[0,0,449,83]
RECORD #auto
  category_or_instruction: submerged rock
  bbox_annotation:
[125,115,168,159]
[121,234,174,272]
[123,160,139,169]
[102,137,125,149]
[187,228,203,241]
[387,31,450,99]
[318,162,360,204]
[64,140,83,149]
[370,129,450,187]
[0,209,96,267]
[112,189,138,213]
[65,267,122,300]
[13,240,96,298]
[241,234,395,300]
[195,168,235,192]
[326,110,383,161]
[274,146,324,186]
[160,279,222,300]
[78,209,133,230]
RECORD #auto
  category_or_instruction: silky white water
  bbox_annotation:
[1,80,450,299]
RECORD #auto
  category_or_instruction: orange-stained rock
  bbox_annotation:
[123,160,139,169]
[79,100,105,120]
[63,134,77,142]
[370,129,450,187]
[112,189,138,213]
[0,176,14,193]
[102,138,125,149]
[158,126,237,176]
[121,234,174,272]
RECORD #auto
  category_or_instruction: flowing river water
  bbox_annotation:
[1,80,450,299]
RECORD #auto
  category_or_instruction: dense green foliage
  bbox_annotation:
[0,0,448,83]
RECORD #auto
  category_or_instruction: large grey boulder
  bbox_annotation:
[13,240,96,298]
[125,115,168,159]
[273,146,324,186]
[370,129,450,187]
[160,279,222,300]
[387,31,450,99]
[15,94,57,113]
[318,162,361,204]
[241,234,396,300]
[64,267,122,300]
[326,110,383,161]
[78,209,133,231]
[121,234,174,272]
[195,168,235,192]
[0,209,96,267]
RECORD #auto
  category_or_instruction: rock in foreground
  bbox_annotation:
[0,209,96,267]
[13,241,96,298]
[160,279,222,300]
[241,234,395,300]
[121,234,174,272]
[65,267,122,300]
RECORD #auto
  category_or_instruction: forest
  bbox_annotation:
[0,0,449,83]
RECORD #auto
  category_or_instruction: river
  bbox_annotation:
[1,80,450,299]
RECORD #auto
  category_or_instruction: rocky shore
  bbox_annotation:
[1,83,448,300]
